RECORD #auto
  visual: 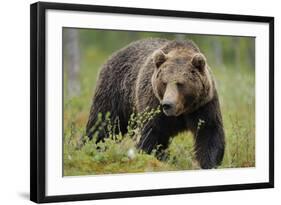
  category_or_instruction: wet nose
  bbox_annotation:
[162,101,174,111]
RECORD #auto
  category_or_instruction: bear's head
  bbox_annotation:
[151,46,215,116]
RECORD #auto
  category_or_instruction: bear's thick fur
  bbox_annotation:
[85,38,225,169]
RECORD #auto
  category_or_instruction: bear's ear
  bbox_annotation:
[153,49,167,68]
[191,53,206,71]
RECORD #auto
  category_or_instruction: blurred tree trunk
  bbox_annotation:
[233,38,241,70]
[65,29,80,98]
[249,39,255,70]
[175,34,185,41]
[212,39,223,68]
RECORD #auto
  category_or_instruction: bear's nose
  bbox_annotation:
[162,101,173,111]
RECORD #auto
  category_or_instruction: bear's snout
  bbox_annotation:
[162,101,174,110]
[161,101,176,116]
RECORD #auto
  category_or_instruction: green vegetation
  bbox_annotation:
[63,29,255,176]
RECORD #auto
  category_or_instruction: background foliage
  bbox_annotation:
[63,28,255,176]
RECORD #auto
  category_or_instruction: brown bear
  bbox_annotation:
[85,38,225,169]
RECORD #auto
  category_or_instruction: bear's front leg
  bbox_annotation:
[136,114,185,159]
[137,121,171,155]
[194,123,225,169]
[188,96,225,169]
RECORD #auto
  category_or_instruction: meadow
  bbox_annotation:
[63,29,255,176]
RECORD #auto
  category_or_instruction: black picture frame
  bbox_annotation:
[30,1,274,203]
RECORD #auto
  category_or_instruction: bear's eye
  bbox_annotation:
[176,82,184,88]
[162,82,167,87]
[191,70,197,74]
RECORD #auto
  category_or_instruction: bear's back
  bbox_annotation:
[97,38,169,102]
[103,38,169,73]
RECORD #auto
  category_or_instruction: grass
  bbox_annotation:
[63,47,255,176]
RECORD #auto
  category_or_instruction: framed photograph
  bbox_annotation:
[30,2,274,203]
